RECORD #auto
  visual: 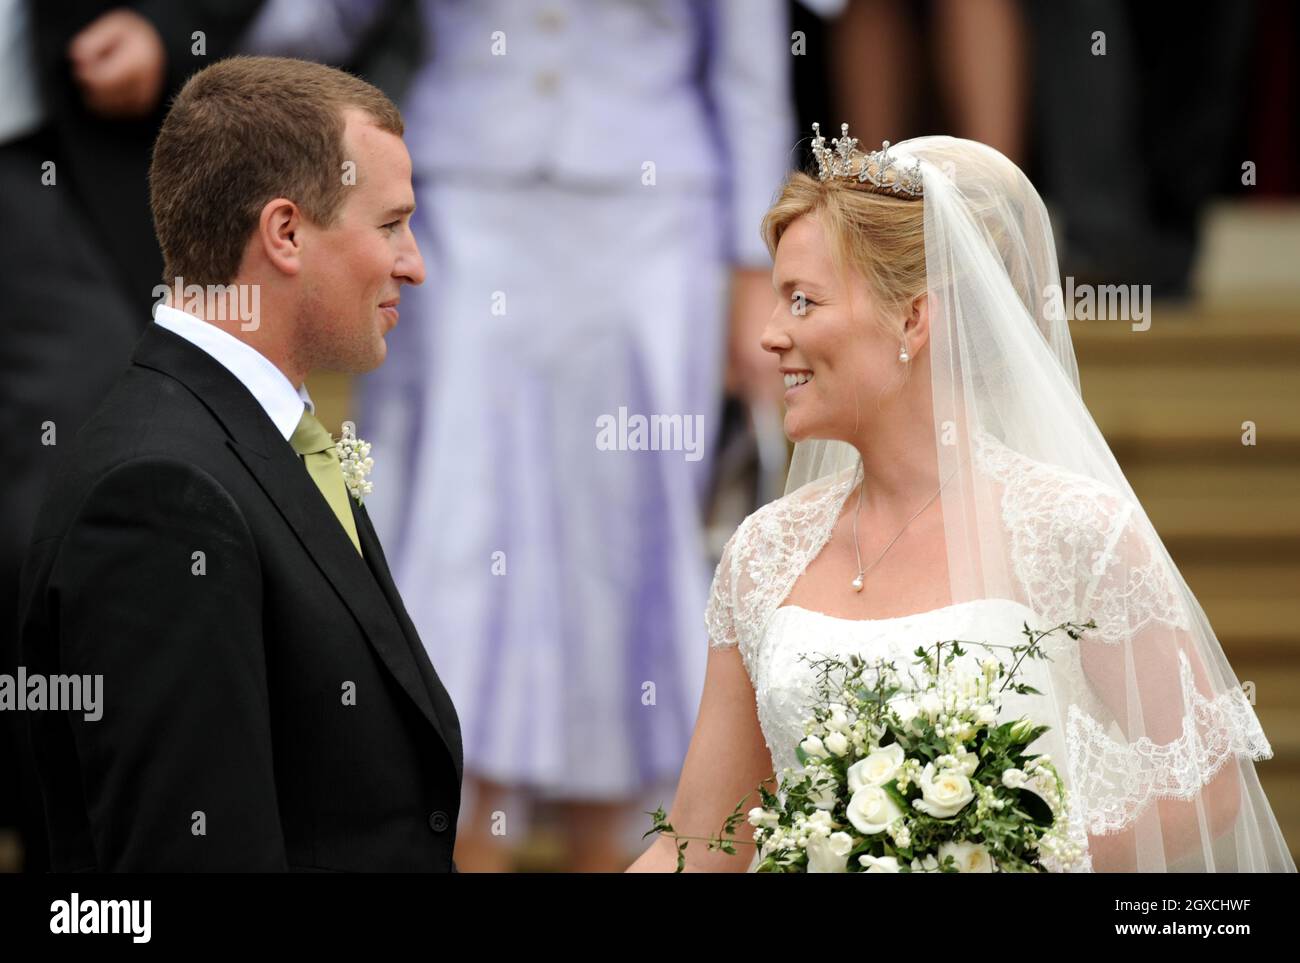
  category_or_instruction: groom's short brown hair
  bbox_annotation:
[149,56,404,288]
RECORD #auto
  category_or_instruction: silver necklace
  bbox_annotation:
[849,458,962,592]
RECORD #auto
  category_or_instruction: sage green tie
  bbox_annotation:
[290,408,362,555]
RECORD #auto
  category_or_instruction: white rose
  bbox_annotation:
[847,743,905,792]
[846,785,904,835]
[1001,768,1027,789]
[805,831,854,873]
[800,735,828,759]
[938,840,995,872]
[858,854,901,873]
[919,692,943,718]
[824,730,851,757]
[976,704,999,725]
[824,703,853,733]
[912,762,975,818]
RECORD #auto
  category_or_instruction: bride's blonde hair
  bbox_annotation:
[761,165,927,343]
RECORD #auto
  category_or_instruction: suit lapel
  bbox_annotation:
[131,325,459,772]
[352,501,463,784]
[227,440,454,739]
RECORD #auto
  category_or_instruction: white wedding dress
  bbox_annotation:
[706,429,1273,873]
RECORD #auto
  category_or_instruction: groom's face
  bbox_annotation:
[296,109,425,373]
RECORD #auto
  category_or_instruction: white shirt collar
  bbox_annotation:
[153,303,313,441]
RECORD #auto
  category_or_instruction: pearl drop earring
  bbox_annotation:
[899,342,910,362]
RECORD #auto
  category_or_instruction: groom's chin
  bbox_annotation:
[355,335,388,373]
[329,345,387,377]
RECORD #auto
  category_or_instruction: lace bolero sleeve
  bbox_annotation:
[975,435,1191,642]
[705,527,741,652]
[1058,478,1273,843]
[1077,496,1191,644]
[704,470,857,674]
[971,437,1276,855]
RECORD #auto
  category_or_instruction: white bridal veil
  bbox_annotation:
[783,135,1295,872]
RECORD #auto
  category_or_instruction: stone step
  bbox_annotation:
[1080,364,1300,447]
[1119,458,1300,543]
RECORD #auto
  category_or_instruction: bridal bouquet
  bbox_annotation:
[648,619,1095,873]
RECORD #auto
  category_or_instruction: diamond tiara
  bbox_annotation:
[809,122,925,198]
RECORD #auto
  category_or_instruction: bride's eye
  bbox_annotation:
[381,220,401,232]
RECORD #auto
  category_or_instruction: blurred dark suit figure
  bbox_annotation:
[0,0,263,872]
[1027,0,1253,297]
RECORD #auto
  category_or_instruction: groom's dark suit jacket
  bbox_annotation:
[16,324,463,871]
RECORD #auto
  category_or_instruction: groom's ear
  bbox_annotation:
[256,197,304,277]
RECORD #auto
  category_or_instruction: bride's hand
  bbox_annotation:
[625,642,775,873]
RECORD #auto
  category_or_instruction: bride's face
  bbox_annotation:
[761,213,909,443]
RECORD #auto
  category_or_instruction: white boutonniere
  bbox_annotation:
[336,420,374,504]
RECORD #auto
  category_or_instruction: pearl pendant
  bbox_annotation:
[851,574,864,592]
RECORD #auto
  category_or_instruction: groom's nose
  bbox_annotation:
[395,231,426,287]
